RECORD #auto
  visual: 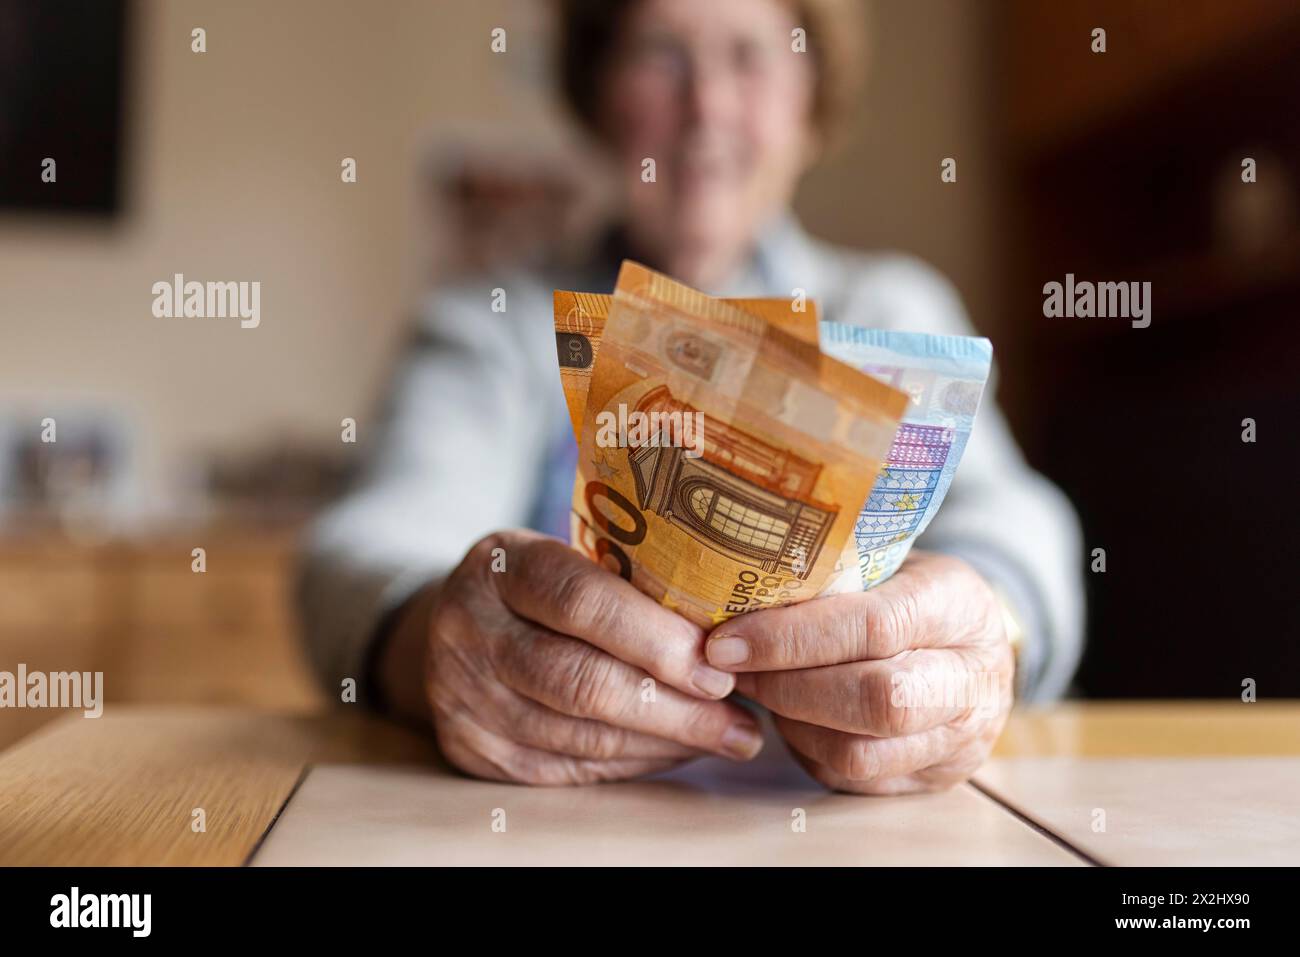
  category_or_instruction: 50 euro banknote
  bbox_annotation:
[559,261,909,628]
[554,289,820,442]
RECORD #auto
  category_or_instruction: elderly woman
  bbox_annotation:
[298,0,1083,792]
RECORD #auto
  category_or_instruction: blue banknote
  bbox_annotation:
[818,324,993,588]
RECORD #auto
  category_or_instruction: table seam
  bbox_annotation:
[967,778,1106,866]
[242,762,313,867]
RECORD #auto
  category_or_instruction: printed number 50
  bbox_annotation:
[580,481,646,581]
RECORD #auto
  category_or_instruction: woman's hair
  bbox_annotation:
[556,0,865,144]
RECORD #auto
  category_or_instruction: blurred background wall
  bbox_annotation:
[0,0,1003,513]
[1,0,1298,748]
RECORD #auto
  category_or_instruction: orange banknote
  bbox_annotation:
[554,289,819,442]
[560,261,908,628]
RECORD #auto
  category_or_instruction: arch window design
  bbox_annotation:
[686,484,790,555]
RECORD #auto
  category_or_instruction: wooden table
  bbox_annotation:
[1,701,1296,866]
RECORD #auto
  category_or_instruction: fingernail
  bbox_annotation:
[722,722,764,760]
[691,663,735,699]
[707,636,750,668]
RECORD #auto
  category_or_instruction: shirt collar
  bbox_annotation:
[590,212,824,301]
[718,212,823,300]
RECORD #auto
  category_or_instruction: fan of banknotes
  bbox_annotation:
[553,261,992,628]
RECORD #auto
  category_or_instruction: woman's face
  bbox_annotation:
[600,0,818,284]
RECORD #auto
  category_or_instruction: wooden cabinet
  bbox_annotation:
[0,527,323,751]
[1001,0,1300,156]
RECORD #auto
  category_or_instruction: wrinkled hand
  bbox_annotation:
[704,551,1013,794]
[423,529,764,785]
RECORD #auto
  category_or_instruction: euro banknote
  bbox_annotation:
[818,324,993,589]
[555,288,993,598]
[565,261,909,628]
[554,290,819,443]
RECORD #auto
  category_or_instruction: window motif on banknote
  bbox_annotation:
[628,384,834,580]
[856,423,953,549]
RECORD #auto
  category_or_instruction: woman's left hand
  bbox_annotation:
[704,550,1014,794]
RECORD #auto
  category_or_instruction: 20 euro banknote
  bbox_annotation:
[818,324,993,589]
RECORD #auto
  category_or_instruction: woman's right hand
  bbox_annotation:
[389,529,765,786]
